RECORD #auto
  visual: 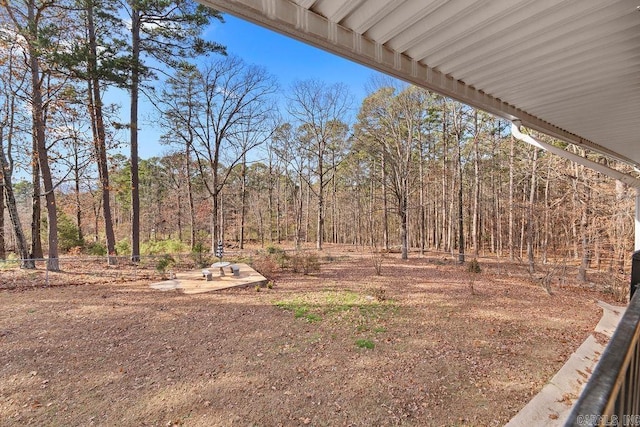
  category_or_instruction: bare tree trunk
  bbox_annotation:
[316,150,324,250]
[186,145,196,250]
[400,189,409,260]
[86,0,116,264]
[520,190,526,259]
[129,7,141,262]
[542,161,551,264]
[73,145,83,244]
[304,176,310,243]
[369,160,375,247]
[572,161,580,260]
[332,153,338,244]
[31,140,43,259]
[508,136,515,260]
[356,190,363,247]
[26,0,58,271]
[219,192,225,244]
[419,139,426,255]
[593,221,600,271]
[613,180,627,271]
[457,140,465,264]
[527,148,538,274]
[240,154,247,249]
[0,159,32,268]
[267,154,274,244]
[441,104,448,252]
[0,169,4,259]
[578,167,591,282]
[490,130,500,256]
[276,172,282,243]
[86,104,113,254]
[0,121,28,264]
[381,153,389,251]
[296,172,304,249]
[472,111,480,257]
[210,190,220,252]
[283,178,289,242]
[448,171,455,254]
[494,174,501,256]
[258,209,264,247]
[317,189,324,250]
[92,196,101,242]
[176,189,182,242]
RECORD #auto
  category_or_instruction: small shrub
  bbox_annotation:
[602,273,628,303]
[290,252,320,275]
[191,242,213,268]
[371,251,384,275]
[0,253,20,269]
[67,246,83,256]
[57,211,84,252]
[115,239,130,256]
[355,339,375,349]
[86,242,107,256]
[155,254,175,277]
[142,239,187,256]
[267,281,274,289]
[467,258,481,273]
[251,256,279,280]
[255,285,261,292]
[265,245,289,268]
[265,244,281,255]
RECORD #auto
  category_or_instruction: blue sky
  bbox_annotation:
[135,13,385,159]
[209,14,380,98]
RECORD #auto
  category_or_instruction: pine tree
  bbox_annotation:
[122,0,225,260]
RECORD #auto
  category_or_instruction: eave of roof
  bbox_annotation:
[199,0,640,168]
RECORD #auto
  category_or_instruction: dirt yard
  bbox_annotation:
[0,248,620,426]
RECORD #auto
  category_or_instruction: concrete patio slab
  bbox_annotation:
[149,263,267,294]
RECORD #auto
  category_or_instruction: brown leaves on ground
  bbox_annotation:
[0,248,615,426]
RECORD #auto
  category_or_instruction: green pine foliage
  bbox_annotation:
[57,211,83,253]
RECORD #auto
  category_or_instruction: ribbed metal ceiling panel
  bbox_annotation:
[200,0,640,167]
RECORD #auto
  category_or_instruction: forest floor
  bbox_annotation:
[0,245,628,426]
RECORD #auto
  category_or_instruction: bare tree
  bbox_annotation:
[355,85,434,259]
[232,103,277,249]
[287,80,352,251]
[527,147,539,274]
[120,0,224,261]
[271,122,307,249]
[2,0,69,270]
[163,56,276,251]
[157,66,203,249]
[0,24,34,267]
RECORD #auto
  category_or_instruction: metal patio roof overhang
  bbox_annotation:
[199,0,640,168]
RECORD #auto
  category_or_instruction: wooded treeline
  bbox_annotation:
[1,0,635,274]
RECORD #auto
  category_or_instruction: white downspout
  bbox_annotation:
[511,121,640,251]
